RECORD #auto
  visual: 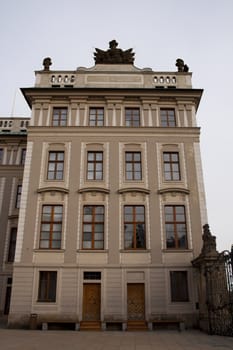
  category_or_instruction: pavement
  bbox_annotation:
[0,329,232,350]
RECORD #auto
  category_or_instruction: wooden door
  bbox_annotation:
[127,283,145,320]
[83,284,101,321]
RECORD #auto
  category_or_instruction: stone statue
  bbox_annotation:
[43,57,52,71]
[94,40,135,64]
[176,58,189,72]
[201,224,218,256]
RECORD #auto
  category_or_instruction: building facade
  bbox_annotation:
[8,41,207,329]
[0,117,29,319]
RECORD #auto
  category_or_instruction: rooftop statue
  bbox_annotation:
[176,58,189,72]
[42,57,52,71]
[94,40,135,64]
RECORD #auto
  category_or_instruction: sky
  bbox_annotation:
[0,0,232,252]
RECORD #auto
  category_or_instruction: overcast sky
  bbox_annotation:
[0,0,232,252]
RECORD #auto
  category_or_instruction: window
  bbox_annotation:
[84,272,101,280]
[39,205,63,249]
[47,151,64,180]
[20,148,26,165]
[82,206,104,249]
[15,185,22,209]
[163,152,180,181]
[160,109,176,127]
[52,107,67,126]
[125,152,142,180]
[124,206,145,249]
[170,271,189,302]
[125,108,140,127]
[165,205,187,249]
[89,108,104,126]
[0,148,3,164]
[38,271,57,302]
[87,151,103,180]
[7,228,17,262]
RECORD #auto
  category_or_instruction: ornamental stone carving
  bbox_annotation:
[94,40,135,64]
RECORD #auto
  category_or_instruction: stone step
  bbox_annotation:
[127,320,148,331]
[80,321,101,331]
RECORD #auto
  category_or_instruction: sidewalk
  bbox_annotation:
[0,329,232,350]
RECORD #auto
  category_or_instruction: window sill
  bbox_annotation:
[120,249,151,253]
[34,249,65,253]
[162,249,193,253]
[77,249,108,253]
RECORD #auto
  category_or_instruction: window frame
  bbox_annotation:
[86,151,103,181]
[124,205,146,250]
[125,151,142,181]
[170,271,189,302]
[82,205,105,250]
[47,151,64,181]
[15,184,22,209]
[52,107,68,126]
[0,148,4,164]
[125,108,140,127]
[38,271,57,303]
[163,152,181,181]
[89,107,104,126]
[39,205,63,249]
[164,205,188,249]
[7,227,17,262]
[160,108,176,127]
[20,148,26,165]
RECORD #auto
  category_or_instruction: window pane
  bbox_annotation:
[96,153,103,161]
[94,224,104,232]
[88,153,94,161]
[94,241,104,249]
[170,271,189,302]
[83,241,92,249]
[51,240,61,249]
[94,232,103,240]
[83,224,92,232]
[40,241,50,248]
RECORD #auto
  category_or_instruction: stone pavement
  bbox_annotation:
[0,329,232,350]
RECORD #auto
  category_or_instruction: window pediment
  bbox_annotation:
[37,186,69,194]
[118,187,150,195]
[78,187,110,194]
[158,187,189,195]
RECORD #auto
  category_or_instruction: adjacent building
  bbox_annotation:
[0,117,29,318]
[8,41,207,330]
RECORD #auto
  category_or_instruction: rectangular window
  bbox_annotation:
[165,205,187,249]
[124,206,145,249]
[47,151,64,180]
[125,108,140,127]
[20,148,26,165]
[82,205,104,249]
[40,205,63,249]
[52,107,67,126]
[7,228,17,262]
[0,148,3,164]
[160,109,176,127]
[170,271,189,302]
[83,272,101,280]
[38,271,57,302]
[15,185,22,209]
[163,152,180,181]
[87,151,103,180]
[125,152,142,180]
[89,107,104,126]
